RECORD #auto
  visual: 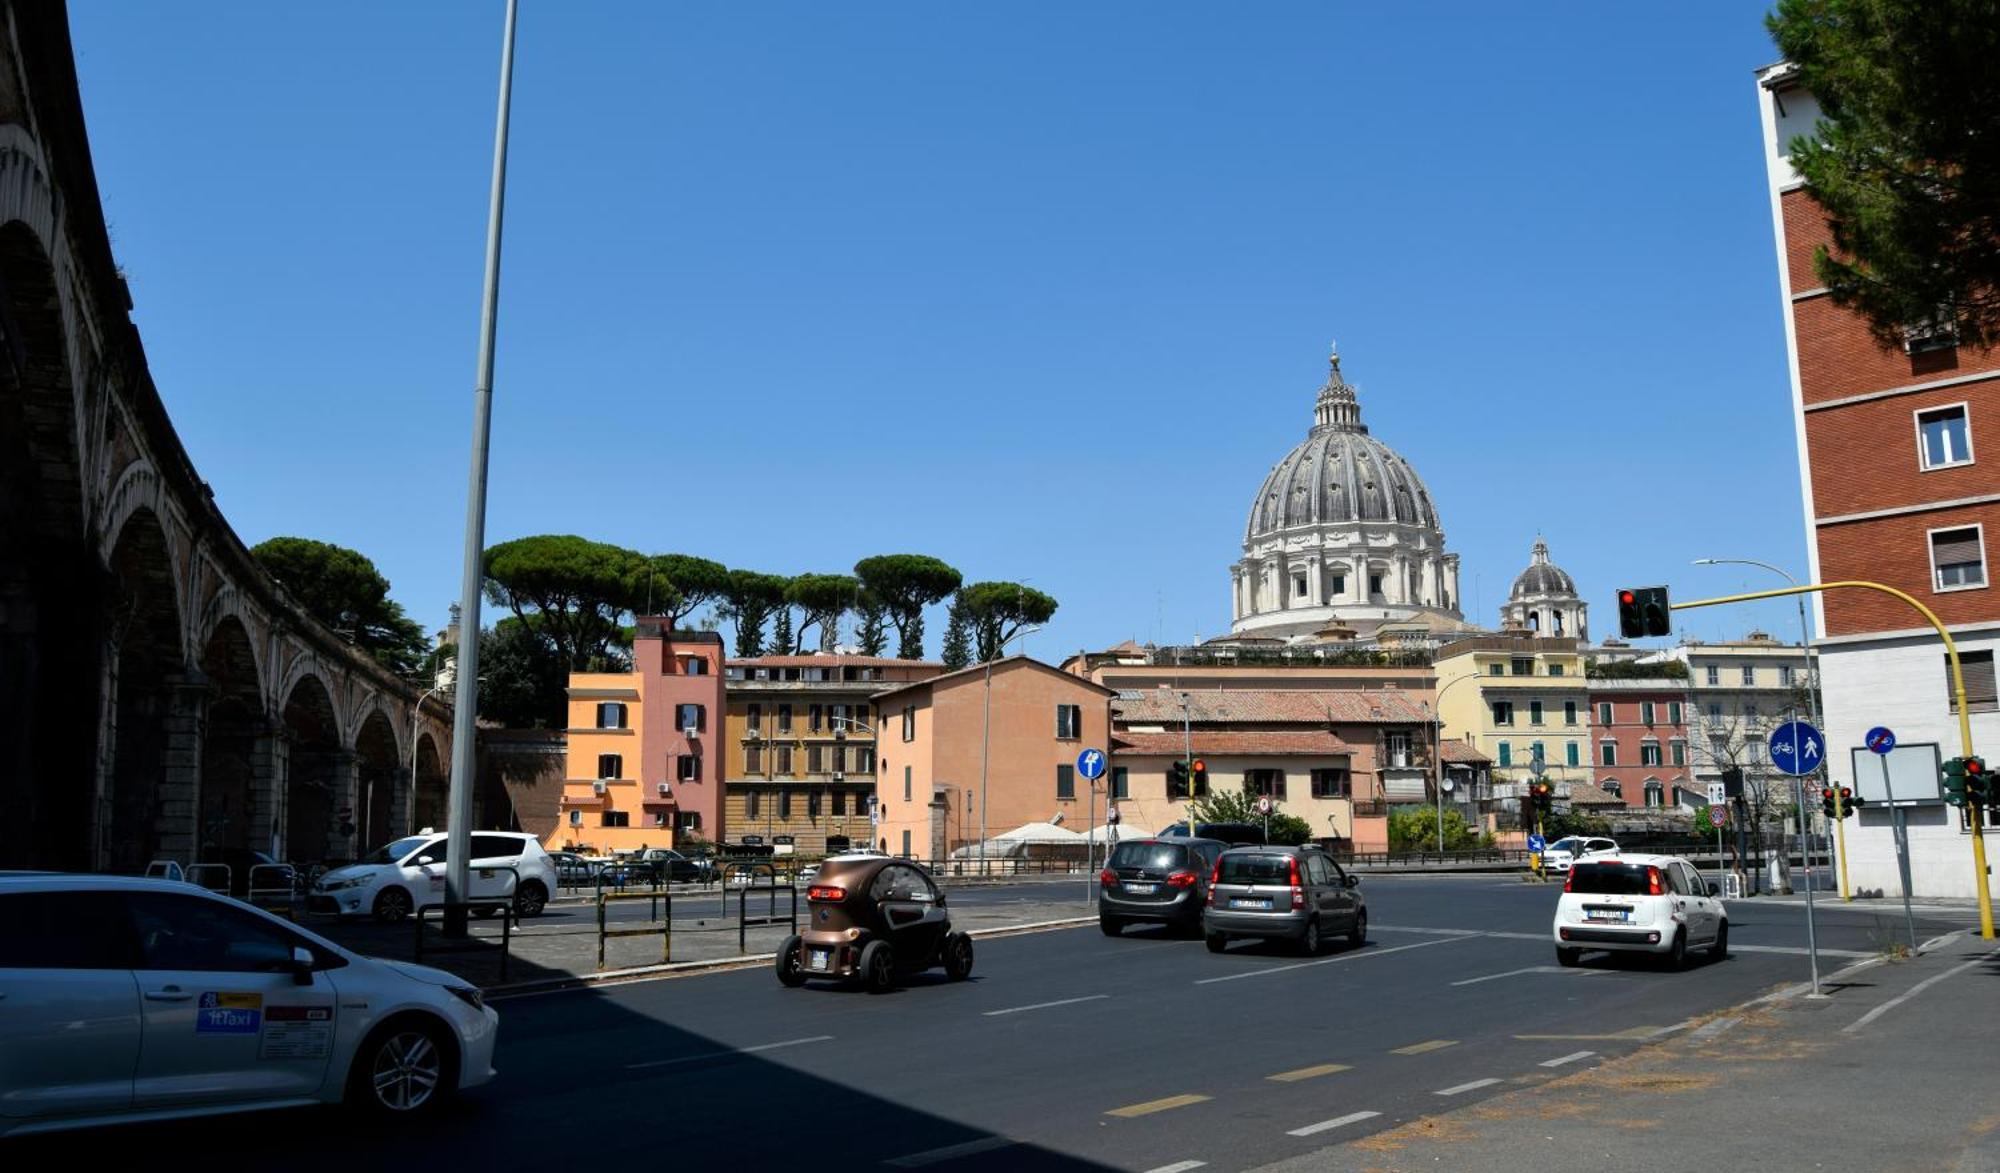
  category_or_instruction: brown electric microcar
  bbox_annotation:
[776,855,974,992]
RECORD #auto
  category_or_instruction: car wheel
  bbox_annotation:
[860,940,895,994]
[1204,932,1228,953]
[349,1017,455,1117]
[1348,909,1367,948]
[1555,946,1582,968]
[775,935,808,987]
[373,887,412,923]
[1709,919,1729,962]
[1666,929,1688,971]
[1098,916,1122,937]
[1298,917,1322,956]
[942,931,974,981]
[514,880,548,918]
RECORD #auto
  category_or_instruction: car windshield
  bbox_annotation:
[1108,843,1189,871]
[1548,838,1583,854]
[360,836,433,865]
[1568,862,1656,895]
[1217,853,1293,884]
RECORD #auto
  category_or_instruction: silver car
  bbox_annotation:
[1203,845,1366,955]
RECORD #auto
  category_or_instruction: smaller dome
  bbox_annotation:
[1510,537,1576,599]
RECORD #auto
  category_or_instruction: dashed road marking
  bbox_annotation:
[1286,1110,1381,1137]
[1390,1039,1458,1055]
[1107,1094,1211,1118]
[1540,1050,1596,1068]
[1142,1163,1208,1173]
[1195,935,1477,985]
[1266,1063,1352,1082]
[982,994,1109,1017]
[625,1034,833,1070]
[1436,1077,1502,1096]
[883,1137,1017,1168]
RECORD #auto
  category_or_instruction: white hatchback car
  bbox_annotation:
[1552,853,1728,969]
[1542,835,1619,874]
[0,874,498,1136]
[311,831,556,922]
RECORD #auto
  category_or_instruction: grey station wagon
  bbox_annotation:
[1203,845,1366,955]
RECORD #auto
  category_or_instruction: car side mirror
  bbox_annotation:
[417,856,437,866]
[1344,874,1362,889]
[289,945,316,986]
[1707,882,1721,897]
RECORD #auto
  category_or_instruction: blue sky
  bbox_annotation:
[69,2,1811,659]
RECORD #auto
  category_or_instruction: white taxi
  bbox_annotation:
[0,873,499,1136]
[1552,853,1728,970]
[310,830,556,921]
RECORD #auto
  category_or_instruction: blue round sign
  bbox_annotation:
[1865,726,1896,755]
[1769,720,1825,776]
[1075,748,1107,781]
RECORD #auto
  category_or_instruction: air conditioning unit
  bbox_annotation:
[832,771,845,782]
[747,730,761,741]
[682,722,700,737]
[592,780,607,796]
[657,782,671,798]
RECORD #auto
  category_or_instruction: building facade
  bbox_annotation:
[548,625,726,855]
[1434,636,1591,833]
[720,655,944,854]
[1586,679,1694,809]
[873,657,1115,861]
[1759,65,2000,899]
[1656,635,1818,822]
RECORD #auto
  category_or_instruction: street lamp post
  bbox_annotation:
[408,667,455,836]
[1180,691,1194,836]
[1427,674,1482,852]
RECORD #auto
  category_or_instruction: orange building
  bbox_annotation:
[874,656,1115,861]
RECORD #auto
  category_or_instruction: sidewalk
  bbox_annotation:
[1250,931,2000,1172]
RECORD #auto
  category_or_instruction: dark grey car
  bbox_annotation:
[1203,845,1365,955]
[1098,837,1227,937]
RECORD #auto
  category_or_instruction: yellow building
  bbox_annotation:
[1433,634,1592,835]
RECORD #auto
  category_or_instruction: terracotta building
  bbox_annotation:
[1586,679,1694,809]
[1759,65,1999,899]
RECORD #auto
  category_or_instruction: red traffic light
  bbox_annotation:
[1619,590,1635,605]
[1191,759,1205,773]
[1821,787,1835,801]
[1839,786,1854,799]
[1969,759,1986,776]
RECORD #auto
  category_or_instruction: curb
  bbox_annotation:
[484,915,1096,1000]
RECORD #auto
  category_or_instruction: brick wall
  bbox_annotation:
[1803,380,2000,517]
[1816,503,2000,634]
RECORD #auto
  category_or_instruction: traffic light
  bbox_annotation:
[1168,759,1190,798]
[1945,756,1972,806]
[1528,779,1554,812]
[1191,759,1209,795]
[1839,786,1863,818]
[1615,586,1673,639]
[1967,757,1991,806]
[1820,787,1838,819]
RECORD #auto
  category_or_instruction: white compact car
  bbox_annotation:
[0,874,499,1137]
[1552,853,1728,969]
[311,831,556,922]
[1542,835,1619,874]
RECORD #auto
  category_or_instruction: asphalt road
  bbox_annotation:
[12,876,1974,1171]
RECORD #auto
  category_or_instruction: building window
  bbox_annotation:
[1740,667,1756,686]
[1600,742,1617,767]
[1548,662,1565,676]
[1946,650,2000,713]
[778,704,793,733]
[1566,742,1579,767]
[1641,702,1656,726]
[775,746,793,775]
[1512,658,1534,676]
[809,704,823,733]
[779,789,792,820]
[1385,732,1411,767]
[833,790,848,816]
[747,703,761,733]
[1706,666,1720,687]
[1246,770,1286,800]
[1746,703,1760,721]
[1641,742,1663,767]
[1669,702,1682,726]
[1779,666,1796,687]
[676,703,705,732]
[1330,573,1346,598]
[1369,573,1383,596]
[1931,526,1988,591]
[1311,767,1351,799]
[747,790,760,820]
[1056,764,1075,800]
[596,702,627,729]
[1671,740,1687,766]
[1529,701,1545,727]
[808,790,822,819]
[1707,703,1722,720]
[902,706,916,742]
[831,744,848,774]
[653,810,669,829]
[682,655,708,676]
[1601,779,1623,800]
[745,744,763,773]
[855,703,870,728]
[603,811,629,828]
[597,754,621,780]
[1497,743,1512,768]
[1112,767,1130,800]
[678,754,700,782]
[1564,701,1578,726]
[568,809,582,827]
[854,746,876,774]
[904,765,912,802]
[1055,704,1082,739]
[1917,404,1974,470]
[1489,662,1505,677]
[1492,700,1514,726]
[1644,780,1664,808]
[1294,574,1308,599]
[807,744,824,774]
[1597,702,1613,726]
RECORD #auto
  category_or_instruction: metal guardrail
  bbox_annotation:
[411,864,519,982]
[597,888,672,969]
[247,863,299,917]
[185,863,232,895]
[730,862,797,952]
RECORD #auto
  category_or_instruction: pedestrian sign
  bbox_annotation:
[1865,726,1896,755]
[1076,748,1106,780]
[1769,720,1825,776]
[1707,782,1727,805]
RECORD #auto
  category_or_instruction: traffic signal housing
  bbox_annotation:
[1820,787,1838,819]
[1191,759,1209,796]
[1945,756,1973,806]
[1168,759,1190,798]
[1528,779,1554,812]
[1967,757,1991,806]
[1616,586,1673,639]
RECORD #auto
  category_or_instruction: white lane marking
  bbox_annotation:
[1451,966,1551,986]
[1540,1050,1596,1068]
[1647,1020,1697,1038]
[884,1137,1018,1168]
[1435,1078,1502,1096]
[1843,947,2000,1034]
[1687,1016,1742,1042]
[981,994,1109,1017]
[1141,1163,1208,1173]
[625,1034,833,1070]
[1286,1110,1381,1137]
[1369,924,1485,936]
[1732,944,1872,959]
[1196,935,1478,985]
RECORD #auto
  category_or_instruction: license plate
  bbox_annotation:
[1230,898,1272,910]
[1125,882,1157,894]
[808,949,832,972]
[1585,909,1629,923]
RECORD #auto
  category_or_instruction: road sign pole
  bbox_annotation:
[1794,774,1822,995]
[1879,753,1918,953]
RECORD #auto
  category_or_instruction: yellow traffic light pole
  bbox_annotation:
[1672,580,1993,941]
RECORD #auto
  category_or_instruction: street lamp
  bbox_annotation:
[407,664,456,836]
[1689,558,1821,736]
[1426,674,1483,852]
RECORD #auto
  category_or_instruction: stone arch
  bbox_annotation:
[103,504,186,871]
[198,613,265,862]
[0,213,98,869]
[280,672,344,864]
[353,707,400,853]
[411,731,446,834]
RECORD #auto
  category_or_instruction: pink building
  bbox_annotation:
[1587,679,1694,809]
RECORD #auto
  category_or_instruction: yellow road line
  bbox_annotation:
[1390,1039,1458,1055]
[1106,1094,1212,1118]
[1267,1063,1352,1082]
